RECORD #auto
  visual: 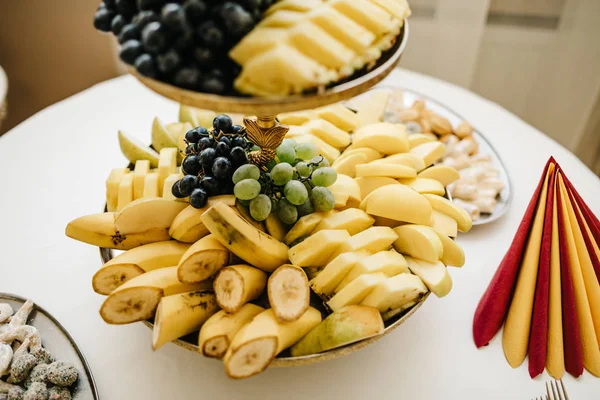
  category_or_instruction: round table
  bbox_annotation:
[0,69,598,399]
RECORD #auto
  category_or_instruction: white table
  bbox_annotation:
[0,69,598,399]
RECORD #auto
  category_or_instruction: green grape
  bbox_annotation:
[282,138,297,148]
[238,199,252,206]
[310,156,329,168]
[297,198,315,217]
[234,179,261,201]
[277,198,299,225]
[277,144,297,164]
[250,145,260,152]
[311,186,335,212]
[271,163,294,186]
[284,180,309,206]
[295,143,318,161]
[232,164,261,184]
[311,167,338,187]
[295,162,312,178]
[303,181,313,194]
[249,194,272,221]
[265,159,277,171]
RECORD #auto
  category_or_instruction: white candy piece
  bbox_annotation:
[480,178,505,192]
[470,153,492,163]
[473,197,498,214]
[443,155,469,170]
[0,304,13,323]
[477,188,500,198]
[459,167,487,182]
[450,183,478,201]
[443,135,460,154]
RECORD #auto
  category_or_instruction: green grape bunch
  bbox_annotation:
[231,140,338,225]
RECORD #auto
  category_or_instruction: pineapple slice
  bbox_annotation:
[231,0,410,96]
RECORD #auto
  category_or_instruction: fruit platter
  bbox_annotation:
[66,0,477,379]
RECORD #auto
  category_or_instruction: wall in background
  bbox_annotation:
[0,0,121,134]
[402,0,600,170]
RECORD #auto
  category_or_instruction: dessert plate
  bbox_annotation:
[130,23,409,115]
[0,294,99,399]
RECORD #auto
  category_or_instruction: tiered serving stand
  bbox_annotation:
[104,23,425,367]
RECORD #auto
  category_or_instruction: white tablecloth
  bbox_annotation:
[0,69,598,399]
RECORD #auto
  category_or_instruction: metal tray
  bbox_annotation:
[0,294,99,399]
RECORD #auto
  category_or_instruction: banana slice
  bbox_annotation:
[268,265,310,322]
[152,290,218,350]
[177,234,233,284]
[199,304,265,359]
[99,266,211,324]
[214,265,267,313]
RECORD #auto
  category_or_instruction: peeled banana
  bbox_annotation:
[199,304,265,359]
[223,308,322,379]
[152,290,219,350]
[99,266,212,325]
[93,240,191,295]
[201,203,289,272]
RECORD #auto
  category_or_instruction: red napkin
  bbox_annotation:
[528,168,557,378]
[555,170,584,377]
[473,158,554,347]
[565,186,600,283]
[562,174,600,244]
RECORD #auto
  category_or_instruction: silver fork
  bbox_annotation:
[546,379,570,400]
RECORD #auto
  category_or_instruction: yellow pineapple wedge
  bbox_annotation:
[230,0,411,96]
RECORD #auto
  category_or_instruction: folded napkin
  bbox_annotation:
[473,157,600,379]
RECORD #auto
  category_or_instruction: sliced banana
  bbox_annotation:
[268,265,310,322]
[214,265,267,313]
